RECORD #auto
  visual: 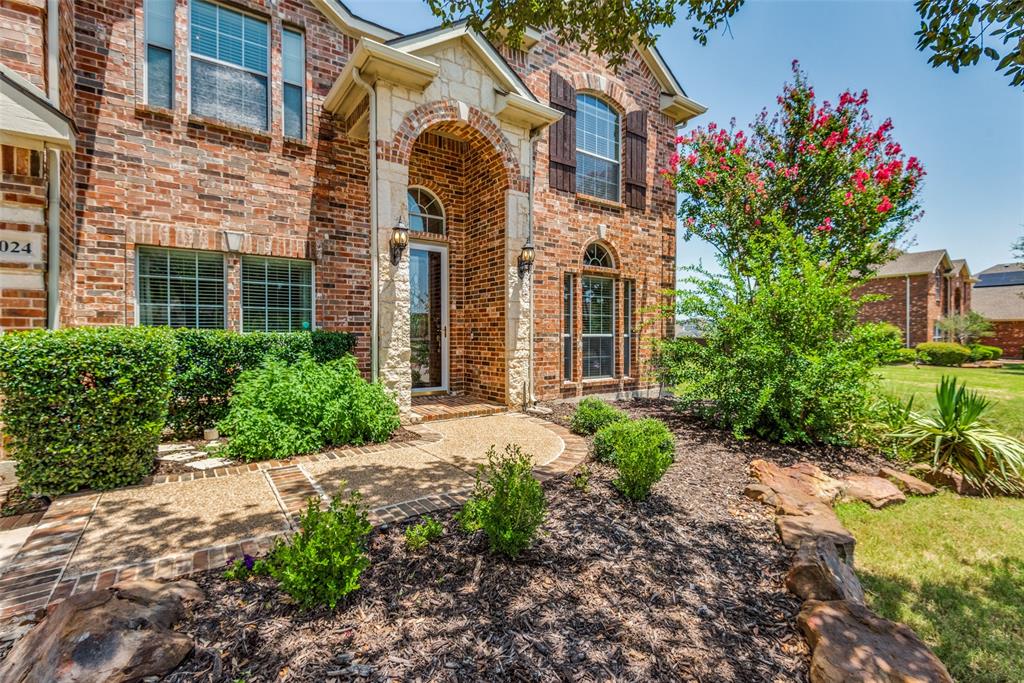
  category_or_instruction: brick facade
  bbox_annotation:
[1,0,699,412]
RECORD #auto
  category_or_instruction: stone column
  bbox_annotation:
[505,189,532,408]
[376,159,412,414]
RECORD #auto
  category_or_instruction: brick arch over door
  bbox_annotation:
[384,100,528,192]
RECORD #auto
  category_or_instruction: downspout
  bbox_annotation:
[46,0,60,328]
[351,68,378,382]
[905,275,911,348]
[525,127,542,407]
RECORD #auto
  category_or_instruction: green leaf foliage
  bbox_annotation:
[0,327,176,495]
[916,341,972,367]
[264,493,372,609]
[217,354,398,461]
[404,516,444,551]
[915,0,1024,87]
[569,397,627,435]
[969,344,1003,362]
[594,417,675,466]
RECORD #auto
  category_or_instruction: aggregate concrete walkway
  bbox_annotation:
[0,413,586,621]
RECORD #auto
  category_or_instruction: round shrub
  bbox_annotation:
[892,347,918,364]
[569,397,627,435]
[612,420,676,501]
[915,341,972,367]
[465,444,547,558]
[0,327,175,495]
[595,418,675,465]
[968,344,1002,362]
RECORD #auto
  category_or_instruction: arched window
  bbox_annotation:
[583,243,614,269]
[576,94,620,201]
[407,187,445,235]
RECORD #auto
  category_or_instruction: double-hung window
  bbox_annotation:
[282,28,305,139]
[582,275,615,378]
[576,94,620,201]
[137,247,226,328]
[145,0,175,108]
[190,0,269,130]
[241,256,313,332]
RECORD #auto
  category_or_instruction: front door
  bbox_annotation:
[409,243,448,393]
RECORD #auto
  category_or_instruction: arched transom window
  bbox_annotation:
[576,94,620,201]
[583,243,614,269]
[407,187,445,235]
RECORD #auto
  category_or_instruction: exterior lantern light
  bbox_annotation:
[518,241,535,278]
[390,217,409,265]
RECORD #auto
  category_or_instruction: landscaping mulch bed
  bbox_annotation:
[165,398,895,682]
[0,486,48,519]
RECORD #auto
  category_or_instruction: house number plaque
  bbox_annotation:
[0,231,44,265]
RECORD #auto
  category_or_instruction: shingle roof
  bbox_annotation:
[872,250,949,277]
[972,284,1024,320]
[975,262,1024,288]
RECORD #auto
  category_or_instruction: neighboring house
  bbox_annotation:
[0,0,706,416]
[972,263,1024,360]
[855,249,974,346]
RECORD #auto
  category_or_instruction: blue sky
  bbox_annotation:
[347,0,1024,275]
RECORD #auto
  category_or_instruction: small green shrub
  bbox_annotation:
[264,493,372,609]
[218,355,398,461]
[865,322,905,364]
[891,347,918,364]
[572,465,591,492]
[594,418,675,465]
[569,397,627,435]
[892,377,1024,495]
[460,444,547,557]
[609,420,676,500]
[915,341,972,367]
[404,516,444,551]
[0,327,175,495]
[968,344,1003,362]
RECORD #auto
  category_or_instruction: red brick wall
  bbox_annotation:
[1,146,48,331]
[856,273,941,346]
[0,0,46,90]
[512,38,677,401]
[988,321,1024,360]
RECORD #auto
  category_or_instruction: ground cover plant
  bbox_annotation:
[837,493,1024,683]
[405,516,444,551]
[877,364,1024,439]
[218,355,399,461]
[0,327,175,495]
[569,397,627,435]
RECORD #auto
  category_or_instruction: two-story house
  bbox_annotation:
[855,249,974,346]
[0,0,706,417]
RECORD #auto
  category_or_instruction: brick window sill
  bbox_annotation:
[135,103,174,120]
[575,193,626,211]
[581,377,622,387]
[187,114,272,141]
[284,136,311,150]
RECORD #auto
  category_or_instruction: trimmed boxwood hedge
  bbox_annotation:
[915,341,972,367]
[0,327,176,496]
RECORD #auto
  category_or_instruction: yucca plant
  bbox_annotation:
[893,377,1024,495]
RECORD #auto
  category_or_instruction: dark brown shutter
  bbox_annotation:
[624,110,648,210]
[548,72,576,193]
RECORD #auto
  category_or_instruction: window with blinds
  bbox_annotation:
[145,0,174,108]
[582,275,615,378]
[282,28,304,139]
[241,257,313,332]
[623,280,633,377]
[190,0,269,130]
[137,247,225,328]
[576,94,620,201]
[563,273,574,381]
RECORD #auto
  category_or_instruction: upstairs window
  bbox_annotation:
[241,256,313,332]
[190,0,269,130]
[576,94,620,201]
[282,28,305,139]
[407,187,445,235]
[145,0,175,108]
[138,247,225,328]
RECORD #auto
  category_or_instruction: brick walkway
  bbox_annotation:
[0,413,586,621]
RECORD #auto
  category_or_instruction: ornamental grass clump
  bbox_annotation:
[569,397,627,435]
[893,377,1024,495]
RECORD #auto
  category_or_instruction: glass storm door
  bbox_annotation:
[409,244,449,392]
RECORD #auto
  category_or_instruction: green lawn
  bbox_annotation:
[877,364,1024,439]
[837,493,1024,683]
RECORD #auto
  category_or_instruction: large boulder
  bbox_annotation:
[910,464,985,496]
[751,460,845,505]
[786,537,865,604]
[798,600,953,683]
[842,474,906,509]
[0,579,201,683]
[877,467,937,496]
[776,513,856,564]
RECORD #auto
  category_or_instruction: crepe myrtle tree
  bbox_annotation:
[661,62,926,281]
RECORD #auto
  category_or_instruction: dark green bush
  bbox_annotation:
[168,329,355,437]
[892,347,918,364]
[0,327,175,495]
[594,418,675,465]
[569,397,627,435]
[864,322,905,364]
[612,421,675,500]
[916,341,972,367]
[404,516,444,551]
[263,493,372,609]
[968,344,1002,362]
[218,355,398,461]
[461,444,547,557]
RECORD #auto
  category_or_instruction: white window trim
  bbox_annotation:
[134,246,228,329]
[575,93,621,201]
[187,0,271,130]
[282,26,305,140]
[144,0,175,108]
[407,186,446,235]
[582,275,616,380]
[240,255,317,333]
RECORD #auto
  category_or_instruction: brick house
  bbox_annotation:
[0,0,706,416]
[972,263,1024,360]
[855,249,974,346]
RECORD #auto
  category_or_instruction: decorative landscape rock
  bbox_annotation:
[786,537,865,604]
[910,464,985,496]
[798,600,953,683]
[750,459,845,505]
[841,474,906,509]
[0,579,201,683]
[776,514,856,564]
[877,466,937,496]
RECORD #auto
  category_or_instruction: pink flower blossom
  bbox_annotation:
[816,217,834,232]
[686,153,698,166]
[766,161,777,170]
[669,151,680,168]
[852,168,870,191]
[696,177,708,187]
[843,191,854,205]
[875,196,893,213]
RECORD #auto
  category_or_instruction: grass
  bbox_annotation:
[877,364,1024,439]
[837,493,1024,683]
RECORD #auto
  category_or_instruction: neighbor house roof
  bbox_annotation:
[972,284,1024,320]
[872,250,951,278]
[975,262,1024,288]
[0,65,75,150]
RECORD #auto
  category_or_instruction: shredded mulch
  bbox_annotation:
[0,486,48,519]
[163,398,898,682]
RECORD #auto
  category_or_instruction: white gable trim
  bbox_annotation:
[309,0,399,42]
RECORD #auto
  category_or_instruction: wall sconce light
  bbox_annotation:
[518,241,535,278]
[390,218,409,265]
[223,230,244,253]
